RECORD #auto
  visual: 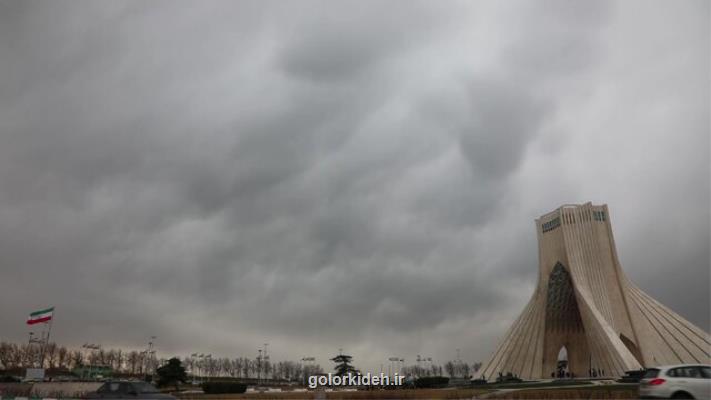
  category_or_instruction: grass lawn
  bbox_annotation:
[178,388,492,400]
[175,382,639,400]
[482,384,639,399]
[474,380,593,389]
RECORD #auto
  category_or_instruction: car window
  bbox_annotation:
[100,383,121,392]
[684,367,701,378]
[667,368,685,378]
[119,383,134,393]
[132,382,160,394]
[700,367,711,379]
[644,368,660,378]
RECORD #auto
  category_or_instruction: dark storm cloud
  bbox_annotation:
[0,0,707,371]
[456,79,550,179]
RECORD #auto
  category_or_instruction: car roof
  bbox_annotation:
[652,364,711,370]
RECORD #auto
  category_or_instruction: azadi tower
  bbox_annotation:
[478,203,710,380]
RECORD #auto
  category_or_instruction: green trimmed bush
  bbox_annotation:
[414,376,449,388]
[200,381,248,394]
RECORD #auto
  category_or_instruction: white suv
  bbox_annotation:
[639,364,711,399]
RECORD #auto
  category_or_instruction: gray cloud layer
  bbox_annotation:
[0,0,708,371]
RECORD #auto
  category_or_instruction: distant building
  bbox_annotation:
[477,203,710,380]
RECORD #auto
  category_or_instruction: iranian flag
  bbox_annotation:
[27,307,54,325]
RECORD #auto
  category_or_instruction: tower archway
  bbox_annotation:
[556,346,568,378]
[543,262,590,377]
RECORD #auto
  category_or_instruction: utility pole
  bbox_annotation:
[301,357,315,387]
[82,343,100,380]
[456,349,462,378]
[190,354,197,380]
[39,313,54,369]
[198,354,205,382]
[388,357,399,380]
[263,343,269,381]
[257,349,262,385]
[146,336,157,376]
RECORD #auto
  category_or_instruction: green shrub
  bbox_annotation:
[415,376,449,388]
[200,381,248,394]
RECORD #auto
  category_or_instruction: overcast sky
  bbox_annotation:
[0,0,708,372]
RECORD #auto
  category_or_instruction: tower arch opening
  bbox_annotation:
[556,346,569,378]
[546,262,583,331]
[544,262,589,378]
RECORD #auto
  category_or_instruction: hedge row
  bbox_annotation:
[201,382,248,394]
[414,376,449,388]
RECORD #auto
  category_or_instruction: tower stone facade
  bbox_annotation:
[478,203,710,380]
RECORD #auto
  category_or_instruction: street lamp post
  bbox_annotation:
[143,336,157,376]
[455,349,462,378]
[190,354,197,381]
[257,350,262,385]
[205,354,212,381]
[82,343,100,380]
[388,357,400,380]
[263,343,269,381]
[301,357,315,387]
[198,354,205,383]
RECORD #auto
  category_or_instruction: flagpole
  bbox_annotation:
[39,308,54,369]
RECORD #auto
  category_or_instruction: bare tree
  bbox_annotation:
[218,358,232,377]
[114,349,124,371]
[70,350,84,369]
[444,361,455,377]
[44,343,58,368]
[21,344,38,367]
[242,358,252,378]
[57,346,69,369]
[0,342,17,369]
[127,351,140,374]
[231,358,242,378]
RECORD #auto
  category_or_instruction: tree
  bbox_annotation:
[232,358,242,377]
[44,343,58,368]
[330,353,359,376]
[57,346,69,369]
[70,350,84,369]
[127,351,140,374]
[472,362,482,372]
[114,350,124,371]
[0,342,16,369]
[245,358,254,378]
[156,357,187,391]
[444,361,455,377]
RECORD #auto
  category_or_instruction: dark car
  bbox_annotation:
[86,381,176,400]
